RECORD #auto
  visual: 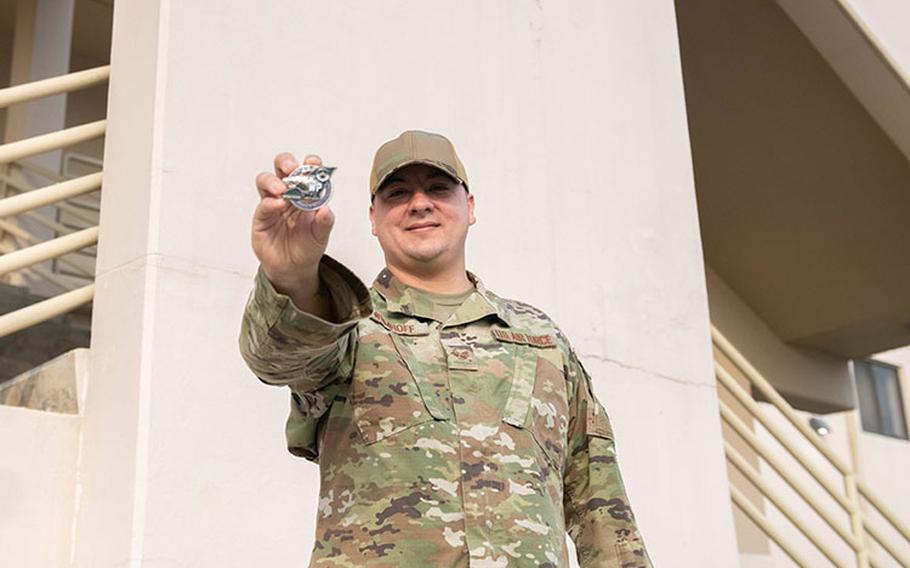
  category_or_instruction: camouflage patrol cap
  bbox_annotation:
[369,130,469,198]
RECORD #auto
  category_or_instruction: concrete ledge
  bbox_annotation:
[0,348,89,414]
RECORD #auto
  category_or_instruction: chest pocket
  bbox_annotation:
[351,330,448,444]
[501,346,570,472]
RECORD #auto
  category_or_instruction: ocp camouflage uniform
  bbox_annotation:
[239,256,652,567]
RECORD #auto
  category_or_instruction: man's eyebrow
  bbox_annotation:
[377,176,405,192]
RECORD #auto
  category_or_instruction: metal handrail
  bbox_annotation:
[0,67,107,342]
[730,484,811,567]
[0,120,106,164]
[725,440,849,567]
[2,166,100,224]
[719,401,862,551]
[0,226,98,277]
[0,284,94,340]
[713,324,910,567]
[0,240,71,292]
[0,171,102,218]
[2,178,99,226]
[713,327,853,475]
[0,218,94,278]
[717,364,855,512]
[0,65,110,109]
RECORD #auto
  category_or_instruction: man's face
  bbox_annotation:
[370,163,475,272]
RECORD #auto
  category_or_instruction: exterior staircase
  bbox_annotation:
[0,65,107,383]
[713,326,910,567]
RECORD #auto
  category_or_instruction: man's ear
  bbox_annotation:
[369,205,377,236]
[467,193,476,226]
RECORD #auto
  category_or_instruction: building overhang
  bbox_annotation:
[676,0,910,360]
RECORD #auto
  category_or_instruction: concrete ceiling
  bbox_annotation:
[675,0,910,359]
[0,0,111,69]
[70,0,113,68]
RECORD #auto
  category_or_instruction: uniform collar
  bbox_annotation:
[371,267,515,327]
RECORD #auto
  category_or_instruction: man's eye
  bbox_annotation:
[386,189,407,199]
[429,184,450,193]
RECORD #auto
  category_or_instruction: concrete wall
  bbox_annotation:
[856,346,910,565]
[72,1,739,566]
[0,406,80,567]
[0,350,88,568]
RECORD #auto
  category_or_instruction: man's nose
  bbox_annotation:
[408,189,433,213]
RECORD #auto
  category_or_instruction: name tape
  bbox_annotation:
[371,311,430,336]
[491,327,556,348]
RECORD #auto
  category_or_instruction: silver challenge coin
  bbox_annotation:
[281,164,337,210]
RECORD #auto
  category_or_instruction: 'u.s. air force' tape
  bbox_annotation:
[491,327,556,348]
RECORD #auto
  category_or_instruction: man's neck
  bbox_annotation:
[384,259,473,295]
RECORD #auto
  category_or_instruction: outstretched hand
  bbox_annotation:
[252,152,335,315]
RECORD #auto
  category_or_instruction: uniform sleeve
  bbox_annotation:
[238,255,373,461]
[563,349,653,568]
[239,255,372,389]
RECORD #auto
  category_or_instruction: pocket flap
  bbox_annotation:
[351,332,438,444]
[390,334,452,421]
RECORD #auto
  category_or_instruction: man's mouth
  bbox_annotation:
[405,222,440,232]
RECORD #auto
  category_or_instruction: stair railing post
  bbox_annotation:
[845,470,869,568]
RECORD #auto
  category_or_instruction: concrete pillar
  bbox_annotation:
[70,1,165,565]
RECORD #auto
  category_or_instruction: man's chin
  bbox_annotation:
[402,245,449,265]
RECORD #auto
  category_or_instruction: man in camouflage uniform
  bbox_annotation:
[240,131,652,567]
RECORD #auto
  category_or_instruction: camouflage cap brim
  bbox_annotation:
[372,158,468,198]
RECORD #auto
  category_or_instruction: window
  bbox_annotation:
[853,359,908,440]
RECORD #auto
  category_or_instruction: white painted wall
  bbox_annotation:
[856,346,910,566]
[0,406,80,567]
[73,1,739,566]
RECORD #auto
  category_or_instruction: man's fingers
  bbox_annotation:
[274,152,299,178]
[310,205,335,245]
[253,194,289,224]
[256,171,288,198]
[272,153,321,179]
